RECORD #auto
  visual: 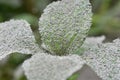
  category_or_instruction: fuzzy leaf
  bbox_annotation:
[22,53,85,80]
[0,20,40,60]
[39,0,92,55]
[82,37,120,80]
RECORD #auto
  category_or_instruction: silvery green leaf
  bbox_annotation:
[82,38,120,80]
[0,20,40,60]
[22,53,85,80]
[39,0,92,55]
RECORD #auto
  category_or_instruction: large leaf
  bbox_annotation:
[0,20,40,60]
[23,53,85,80]
[82,37,120,80]
[39,0,92,55]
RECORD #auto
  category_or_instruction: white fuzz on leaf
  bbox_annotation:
[39,0,92,55]
[0,20,40,60]
[22,53,85,80]
[82,38,120,80]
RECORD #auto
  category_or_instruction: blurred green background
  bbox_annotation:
[0,0,120,80]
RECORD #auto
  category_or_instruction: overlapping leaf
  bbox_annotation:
[23,53,85,80]
[0,20,40,60]
[82,37,120,80]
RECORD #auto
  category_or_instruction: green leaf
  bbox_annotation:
[39,0,92,55]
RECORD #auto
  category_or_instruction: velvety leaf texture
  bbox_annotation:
[0,20,40,60]
[23,53,85,80]
[1,0,119,80]
[82,38,120,80]
[39,0,92,55]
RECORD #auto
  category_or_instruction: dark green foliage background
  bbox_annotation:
[0,0,120,80]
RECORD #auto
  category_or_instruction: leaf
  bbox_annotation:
[67,73,79,80]
[0,20,40,60]
[82,37,120,80]
[22,53,85,80]
[39,0,92,55]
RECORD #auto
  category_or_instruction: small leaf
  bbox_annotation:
[67,73,79,80]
